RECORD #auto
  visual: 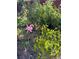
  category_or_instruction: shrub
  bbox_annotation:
[34,25,61,59]
[27,0,61,29]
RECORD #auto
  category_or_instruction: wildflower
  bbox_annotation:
[25,24,34,32]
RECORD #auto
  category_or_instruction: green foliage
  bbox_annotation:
[17,28,26,36]
[17,18,29,27]
[18,40,30,48]
[17,1,29,27]
[17,0,61,59]
[34,25,61,59]
[27,0,61,28]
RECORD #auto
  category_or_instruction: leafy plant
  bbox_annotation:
[17,17,30,27]
[27,0,61,29]
[34,25,61,59]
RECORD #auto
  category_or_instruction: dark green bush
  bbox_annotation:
[27,0,61,29]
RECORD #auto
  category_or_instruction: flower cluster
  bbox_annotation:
[25,24,34,32]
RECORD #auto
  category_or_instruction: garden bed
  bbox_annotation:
[17,0,61,59]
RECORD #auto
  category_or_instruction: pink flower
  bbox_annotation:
[25,24,34,32]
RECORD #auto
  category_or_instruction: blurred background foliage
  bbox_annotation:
[17,0,61,59]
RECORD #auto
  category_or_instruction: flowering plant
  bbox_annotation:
[25,24,34,32]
